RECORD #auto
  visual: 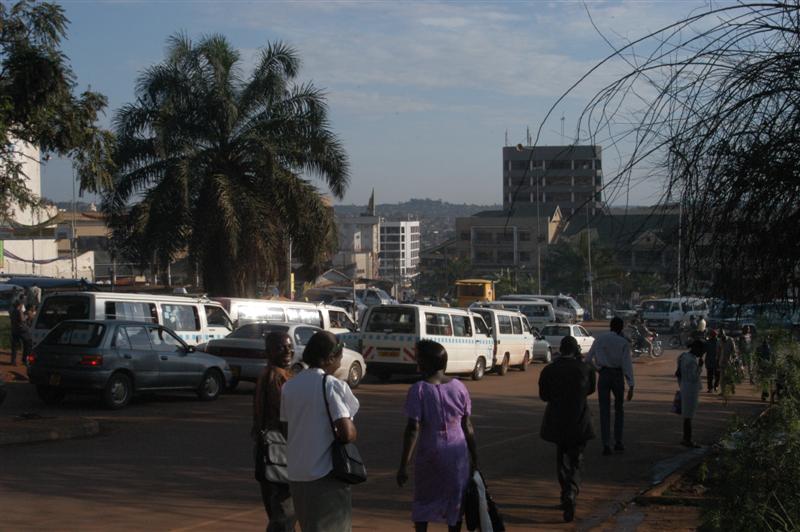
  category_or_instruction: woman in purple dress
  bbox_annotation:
[397,340,478,532]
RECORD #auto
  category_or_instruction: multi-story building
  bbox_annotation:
[454,206,566,274]
[379,220,420,283]
[502,145,603,216]
[333,193,381,280]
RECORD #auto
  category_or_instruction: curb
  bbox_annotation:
[0,416,100,446]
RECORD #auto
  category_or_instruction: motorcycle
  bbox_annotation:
[627,327,663,358]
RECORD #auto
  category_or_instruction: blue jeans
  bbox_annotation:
[598,368,625,447]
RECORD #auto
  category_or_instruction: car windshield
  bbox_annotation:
[365,307,415,334]
[43,322,106,347]
[541,325,571,337]
[228,323,288,339]
[642,300,672,313]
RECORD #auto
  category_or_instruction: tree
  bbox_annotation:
[546,2,800,303]
[543,231,621,300]
[0,1,113,217]
[106,35,349,296]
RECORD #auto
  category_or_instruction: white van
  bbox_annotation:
[342,304,494,381]
[211,298,358,334]
[501,294,584,323]
[32,292,233,346]
[641,297,709,332]
[476,300,556,328]
[469,307,534,375]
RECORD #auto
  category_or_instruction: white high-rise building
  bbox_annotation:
[379,220,420,283]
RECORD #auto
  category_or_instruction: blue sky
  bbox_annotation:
[43,0,710,207]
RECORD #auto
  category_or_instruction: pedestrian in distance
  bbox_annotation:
[756,337,774,402]
[539,336,596,523]
[586,317,634,456]
[397,340,478,532]
[9,298,29,365]
[280,331,359,532]
[718,329,739,397]
[738,325,755,384]
[677,340,705,448]
[252,331,296,532]
[704,330,720,393]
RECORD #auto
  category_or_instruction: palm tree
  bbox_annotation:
[106,34,348,296]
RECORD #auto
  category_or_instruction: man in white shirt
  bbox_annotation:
[281,331,359,532]
[586,317,634,456]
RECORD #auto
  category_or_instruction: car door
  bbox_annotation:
[121,325,159,389]
[575,325,593,351]
[450,313,475,373]
[150,326,196,388]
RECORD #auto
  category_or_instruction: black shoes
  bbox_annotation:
[681,439,701,448]
[614,442,625,452]
[602,446,613,456]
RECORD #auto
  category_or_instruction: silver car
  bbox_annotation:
[200,322,367,388]
[27,320,232,409]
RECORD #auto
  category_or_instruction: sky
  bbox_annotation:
[42,0,713,207]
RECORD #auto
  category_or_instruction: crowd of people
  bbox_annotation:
[249,315,772,530]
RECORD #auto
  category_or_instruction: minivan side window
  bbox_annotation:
[473,316,489,336]
[204,305,233,329]
[451,315,472,337]
[105,301,158,323]
[286,308,323,328]
[365,307,416,334]
[425,313,452,336]
[511,317,523,334]
[162,304,200,331]
[497,315,513,334]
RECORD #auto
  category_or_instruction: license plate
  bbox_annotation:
[49,373,61,386]
[378,349,399,358]
[230,366,241,378]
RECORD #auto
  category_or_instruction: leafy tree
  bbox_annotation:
[0,1,113,217]
[106,35,349,296]
[549,2,800,303]
[543,231,621,299]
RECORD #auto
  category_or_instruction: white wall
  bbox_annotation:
[0,239,94,280]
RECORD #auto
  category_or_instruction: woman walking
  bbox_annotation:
[396,340,478,532]
[252,332,296,531]
[678,340,705,447]
[280,331,359,532]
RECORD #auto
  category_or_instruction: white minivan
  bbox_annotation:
[343,304,494,381]
[469,307,534,375]
[32,292,233,346]
[500,294,584,323]
[641,297,709,332]
[212,298,358,334]
[476,300,556,328]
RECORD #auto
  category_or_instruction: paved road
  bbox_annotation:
[0,341,763,531]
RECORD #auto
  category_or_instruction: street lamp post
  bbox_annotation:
[516,144,542,291]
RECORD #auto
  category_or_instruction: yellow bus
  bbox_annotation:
[455,279,495,308]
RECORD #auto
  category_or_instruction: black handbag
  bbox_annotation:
[464,471,505,531]
[322,374,367,485]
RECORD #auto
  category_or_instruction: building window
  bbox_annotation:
[519,232,531,242]
[497,251,514,263]
[475,251,492,263]
[595,159,602,169]
[460,232,469,241]
[510,160,528,171]
[547,159,571,170]
[519,251,531,262]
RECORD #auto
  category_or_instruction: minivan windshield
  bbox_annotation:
[36,296,91,329]
[43,322,105,347]
[642,300,673,313]
[365,307,415,334]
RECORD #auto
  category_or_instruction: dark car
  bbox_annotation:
[27,320,232,409]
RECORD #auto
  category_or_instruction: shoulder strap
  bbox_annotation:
[322,374,337,434]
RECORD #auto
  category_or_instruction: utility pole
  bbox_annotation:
[586,206,594,319]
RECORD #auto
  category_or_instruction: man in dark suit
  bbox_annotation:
[539,335,597,523]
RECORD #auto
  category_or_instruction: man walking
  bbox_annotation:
[704,330,720,392]
[587,317,634,456]
[9,298,27,365]
[539,336,596,523]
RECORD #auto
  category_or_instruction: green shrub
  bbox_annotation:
[701,338,800,531]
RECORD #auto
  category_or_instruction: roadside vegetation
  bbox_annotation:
[700,333,800,531]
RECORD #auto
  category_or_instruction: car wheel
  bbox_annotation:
[36,384,66,406]
[103,372,132,410]
[497,354,510,376]
[347,362,363,389]
[197,369,223,401]
[471,357,486,381]
[518,351,531,371]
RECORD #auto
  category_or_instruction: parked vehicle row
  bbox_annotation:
[640,297,709,332]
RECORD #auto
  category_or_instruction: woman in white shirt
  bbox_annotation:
[280,331,360,532]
